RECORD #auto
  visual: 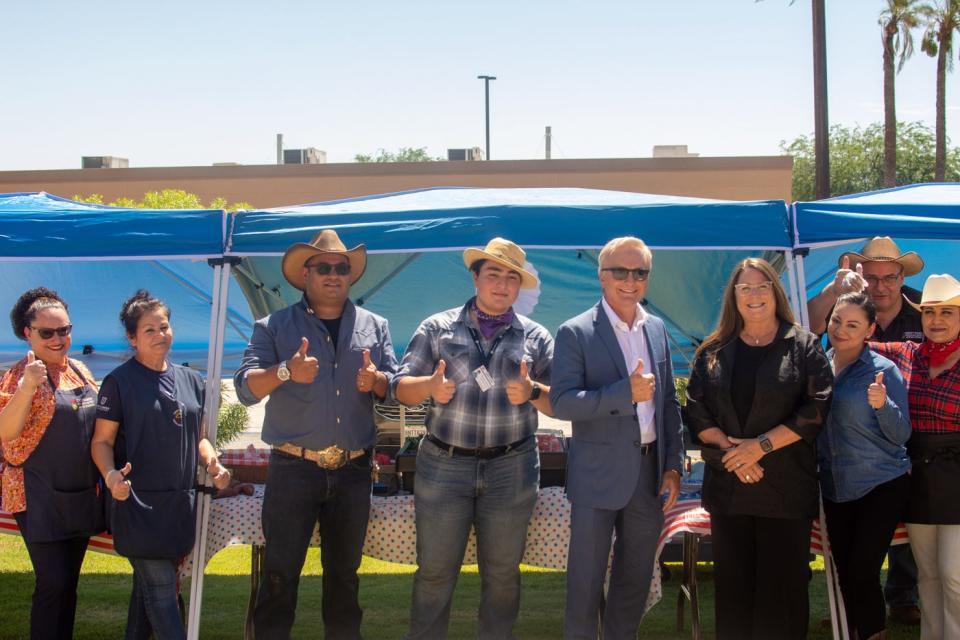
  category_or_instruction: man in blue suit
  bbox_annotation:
[550,236,684,639]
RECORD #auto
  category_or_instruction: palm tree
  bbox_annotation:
[920,0,960,181]
[879,0,923,188]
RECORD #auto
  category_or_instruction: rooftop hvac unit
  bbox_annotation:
[283,148,326,165]
[447,147,484,161]
[81,156,129,169]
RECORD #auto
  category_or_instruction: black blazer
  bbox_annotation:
[686,323,833,519]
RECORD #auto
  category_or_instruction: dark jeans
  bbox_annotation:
[885,542,920,609]
[824,473,910,639]
[14,512,89,640]
[711,513,812,640]
[253,451,372,640]
[126,557,185,640]
[407,435,539,640]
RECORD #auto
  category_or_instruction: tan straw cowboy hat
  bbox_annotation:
[281,229,367,290]
[905,274,960,311]
[462,238,539,289]
[839,236,924,277]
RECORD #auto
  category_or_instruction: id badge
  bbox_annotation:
[472,365,495,392]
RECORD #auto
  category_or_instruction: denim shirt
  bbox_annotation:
[818,346,911,503]
[234,298,398,451]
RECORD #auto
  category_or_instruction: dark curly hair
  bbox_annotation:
[119,290,171,337]
[10,288,68,341]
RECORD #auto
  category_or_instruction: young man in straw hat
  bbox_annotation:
[394,237,554,639]
[807,235,925,625]
[234,229,398,639]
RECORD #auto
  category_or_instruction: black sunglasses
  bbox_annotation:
[602,267,650,282]
[308,262,351,276]
[30,324,73,339]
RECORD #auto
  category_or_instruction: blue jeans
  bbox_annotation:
[407,435,539,640]
[253,451,372,640]
[125,557,185,640]
[884,543,919,608]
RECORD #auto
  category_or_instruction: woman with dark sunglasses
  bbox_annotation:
[0,287,105,640]
[91,290,230,640]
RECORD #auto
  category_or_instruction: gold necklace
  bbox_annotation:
[742,326,776,345]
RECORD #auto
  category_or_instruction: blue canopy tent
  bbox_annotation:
[793,183,960,327]
[227,187,797,376]
[0,193,254,377]
[0,191,238,639]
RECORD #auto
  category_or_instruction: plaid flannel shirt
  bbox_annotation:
[870,341,960,434]
[394,298,553,448]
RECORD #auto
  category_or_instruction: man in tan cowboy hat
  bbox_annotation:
[808,236,925,341]
[807,235,925,625]
[234,229,398,639]
[394,237,554,639]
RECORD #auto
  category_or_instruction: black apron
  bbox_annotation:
[906,431,960,524]
[19,361,105,543]
[108,360,201,560]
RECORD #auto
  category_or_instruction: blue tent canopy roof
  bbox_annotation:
[0,192,226,259]
[794,183,960,247]
[228,187,793,254]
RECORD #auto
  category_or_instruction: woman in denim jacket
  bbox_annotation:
[819,292,911,640]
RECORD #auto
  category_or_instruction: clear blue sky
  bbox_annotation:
[1,0,957,170]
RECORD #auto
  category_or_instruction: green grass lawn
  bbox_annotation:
[0,536,920,639]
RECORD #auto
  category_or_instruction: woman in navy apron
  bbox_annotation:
[0,288,105,640]
[91,290,230,640]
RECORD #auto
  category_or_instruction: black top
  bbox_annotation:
[321,316,342,350]
[731,340,771,430]
[686,323,833,519]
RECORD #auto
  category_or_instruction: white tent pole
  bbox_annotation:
[186,259,232,640]
[795,249,811,329]
[784,250,804,328]
[820,499,850,640]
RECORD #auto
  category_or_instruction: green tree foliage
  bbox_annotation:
[216,382,249,450]
[354,147,440,162]
[879,0,923,187]
[918,0,960,180]
[73,189,251,212]
[781,121,960,201]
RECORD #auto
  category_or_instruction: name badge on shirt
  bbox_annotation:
[473,365,495,392]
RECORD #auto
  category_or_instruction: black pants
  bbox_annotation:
[824,473,910,640]
[14,512,90,640]
[253,452,372,640]
[711,513,812,640]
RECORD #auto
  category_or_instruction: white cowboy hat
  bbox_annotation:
[905,273,960,311]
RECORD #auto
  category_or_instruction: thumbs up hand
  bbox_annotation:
[356,348,380,393]
[206,458,232,491]
[506,359,535,405]
[107,462,133,501]
[19,350,46,393]
[429,360,456,404]
[867,371,887,410]
[289,337,319,383]
[630,358,656,403]
[835,256,868,294]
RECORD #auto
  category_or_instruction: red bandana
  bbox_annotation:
[919,337,960,368]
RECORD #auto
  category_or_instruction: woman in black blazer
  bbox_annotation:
[686,257,833,640]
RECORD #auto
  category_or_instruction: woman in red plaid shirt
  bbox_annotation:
[869,274,960,640]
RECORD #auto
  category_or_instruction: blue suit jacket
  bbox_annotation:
[550,302,684,511]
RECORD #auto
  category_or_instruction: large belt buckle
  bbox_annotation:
[315,444,347,470]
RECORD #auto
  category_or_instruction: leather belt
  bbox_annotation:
[273,442,368,470]
[425,434,533,460]
[635,441,656,455]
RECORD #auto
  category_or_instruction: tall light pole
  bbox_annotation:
[811,0,830,199]
[477,75,496,160]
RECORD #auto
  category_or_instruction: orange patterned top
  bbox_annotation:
[0,357,96,513]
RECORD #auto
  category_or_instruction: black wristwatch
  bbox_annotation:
[758,433,773,454]
[529,382,542,401]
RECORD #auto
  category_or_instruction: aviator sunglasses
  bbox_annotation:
[30,324,73,339]
[602,267,650,282]
[308,262,351,276]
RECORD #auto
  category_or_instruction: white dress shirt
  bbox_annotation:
[602,297,657,444]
